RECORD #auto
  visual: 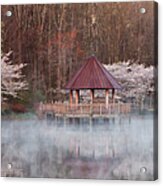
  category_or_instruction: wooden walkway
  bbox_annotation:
[37,103,131,118]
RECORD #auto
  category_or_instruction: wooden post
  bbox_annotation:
[105,89,109,108]
[112,89,115,103]
[75,90,79,105]
[78,90,80,103]
[100,104,102,115]
[69,90,73,105]
[90,89,94,104]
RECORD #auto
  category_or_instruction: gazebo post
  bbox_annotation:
[105,89,109,108]
[78,90,80,103]
[90,89,94,104]
[112,89,115,103]
[75,89,80,104]
[69,90,73,105]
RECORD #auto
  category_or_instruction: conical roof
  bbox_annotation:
[65,56,122,90]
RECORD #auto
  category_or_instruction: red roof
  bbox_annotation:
[65,56,122,90]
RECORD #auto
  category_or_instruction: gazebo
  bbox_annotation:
[37,56,131,118]
[65,56,122,107]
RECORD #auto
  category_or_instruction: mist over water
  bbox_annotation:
[1,113,154,180]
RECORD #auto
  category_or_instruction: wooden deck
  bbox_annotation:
[37,103,131,118]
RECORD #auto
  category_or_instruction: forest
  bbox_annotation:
[1,2,157,107]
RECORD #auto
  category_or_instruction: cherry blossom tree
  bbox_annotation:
[104,62,155,102]
[1,51,28,101]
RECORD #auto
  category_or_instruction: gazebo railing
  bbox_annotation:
[38,103,131,117]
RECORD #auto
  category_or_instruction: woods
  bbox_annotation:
[1,2,156,104]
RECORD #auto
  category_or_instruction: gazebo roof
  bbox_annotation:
[65,56,122,90]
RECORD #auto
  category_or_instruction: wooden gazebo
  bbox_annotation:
[65,56,122,107]
[37,56,131,118]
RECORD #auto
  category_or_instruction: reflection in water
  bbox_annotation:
[1,113,153,180]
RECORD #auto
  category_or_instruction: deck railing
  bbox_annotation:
[38,102,131,118]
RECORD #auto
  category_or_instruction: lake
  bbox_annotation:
[1,112,154,180]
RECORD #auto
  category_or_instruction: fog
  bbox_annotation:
[1,113,154,180]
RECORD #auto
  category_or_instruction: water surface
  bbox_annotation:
[1,113,154,180]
